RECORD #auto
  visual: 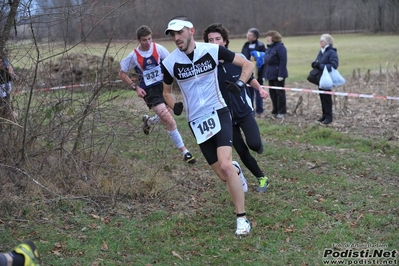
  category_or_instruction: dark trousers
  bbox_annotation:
[232,114,264,178]
[319,89,333,121]
[268,79,286,115]
[254,76,264,114]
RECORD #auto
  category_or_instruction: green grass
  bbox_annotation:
[135,34,399,83]
[2,117,398,265]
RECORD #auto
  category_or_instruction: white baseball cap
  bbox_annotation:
[164,19,193,35]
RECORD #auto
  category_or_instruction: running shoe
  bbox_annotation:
[184,152,196,164]
[235,217,251,235]
[142,115,151,135]
[232,161,248,193]
[256,176,269,193]
[13,240,41,266]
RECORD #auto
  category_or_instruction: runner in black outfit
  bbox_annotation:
[203,23,270,193]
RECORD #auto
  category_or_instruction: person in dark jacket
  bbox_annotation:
[311,33,338,125]
[241,28,266,117]
[263,30,288,119]
[0,56,15,118]
[203,23,270,193]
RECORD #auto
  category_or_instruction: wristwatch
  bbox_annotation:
[236,80,246,89]
[131,83,136,90]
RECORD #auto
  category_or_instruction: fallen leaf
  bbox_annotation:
[102,240,108,250]
[52,250,62,256]
[172,251,183,260]
[88,223,100,229]
[90,214,100,219]
[101,216,110,224]
[64,225,73,230]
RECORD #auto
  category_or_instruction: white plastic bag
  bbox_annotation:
[330,68,346,87]
[319,66,333,89]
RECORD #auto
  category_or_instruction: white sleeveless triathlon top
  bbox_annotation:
[162,42,227,122]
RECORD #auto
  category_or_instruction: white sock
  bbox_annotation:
[167,128,185,150]
[148,115,160,126]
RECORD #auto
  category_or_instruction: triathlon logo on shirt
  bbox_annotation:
[173,53,216,80]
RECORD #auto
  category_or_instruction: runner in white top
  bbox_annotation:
[119,25,196,164]
[161,16,254,235]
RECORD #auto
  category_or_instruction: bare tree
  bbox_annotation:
[0,0,20,58]
[356,0,399,33]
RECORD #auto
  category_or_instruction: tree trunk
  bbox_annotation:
[0,0,20,58]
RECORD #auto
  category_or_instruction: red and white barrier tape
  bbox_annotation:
[262,85,399,101]
[12,82,399,101]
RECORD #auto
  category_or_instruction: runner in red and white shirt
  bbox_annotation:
[119,25,196,164]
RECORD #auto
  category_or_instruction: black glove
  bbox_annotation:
[173,102,184,116]
[311,62,320,68]
[224,80,245,94]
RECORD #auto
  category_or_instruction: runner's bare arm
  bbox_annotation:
[249,79,269,99]
[232,54,255,83]
[118,70,135,88]
[163,82,176,109]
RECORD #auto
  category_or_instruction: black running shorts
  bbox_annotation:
[143,83,165,109]
[192,107,233,165]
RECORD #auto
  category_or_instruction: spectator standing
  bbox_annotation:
[119,25,196,164]
[0,56,15,120]
[162,16,254,235]
[241,28,266,118]
[263,30,288,119]
[203,23,270,193]
[311,34,338,125]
